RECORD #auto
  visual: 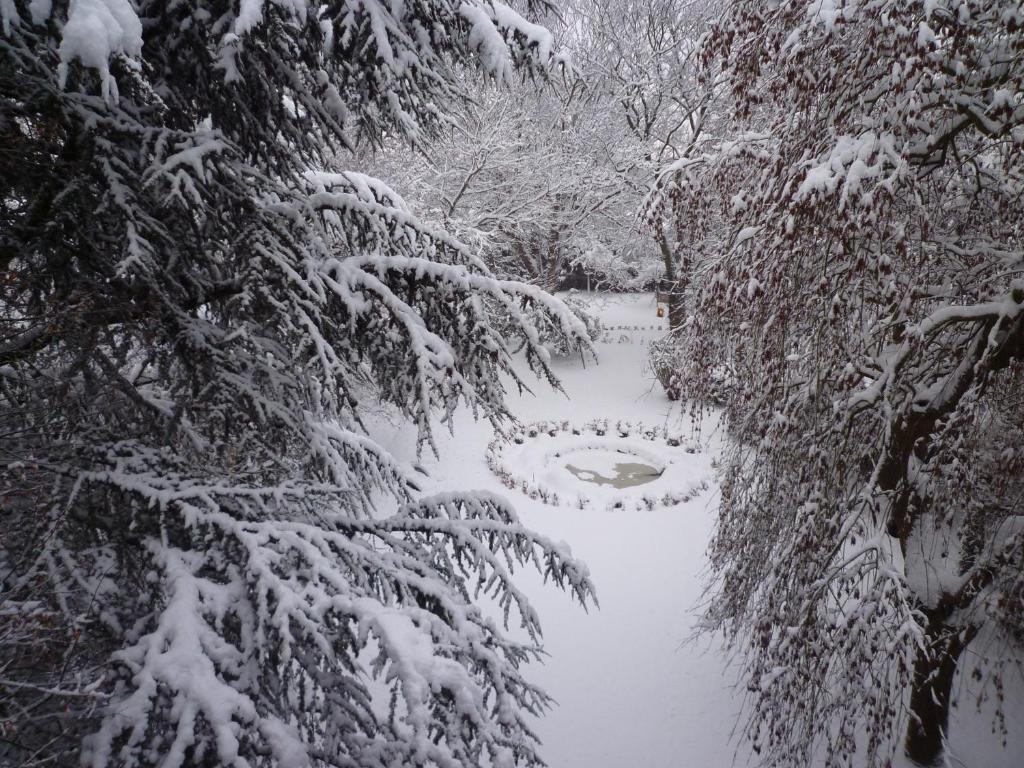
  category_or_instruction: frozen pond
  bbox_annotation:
[565,458,663,488]
[488,421,708,511]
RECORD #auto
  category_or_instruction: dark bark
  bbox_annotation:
[655,227,685,330]
[869,318,1021,766]
[905,617,975,766]
[0,279,243,366]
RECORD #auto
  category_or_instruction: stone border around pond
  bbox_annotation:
[486,419,709,511]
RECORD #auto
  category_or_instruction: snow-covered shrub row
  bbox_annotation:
[486,420,710,511]
[596,322,664,348]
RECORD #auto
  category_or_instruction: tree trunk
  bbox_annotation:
[905,618,971,766]
[655,227,686,330]
[667,292,685,330]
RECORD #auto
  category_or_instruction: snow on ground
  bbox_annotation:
[373,292,1022,768]
[378,292,744,767]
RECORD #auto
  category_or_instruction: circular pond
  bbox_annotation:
[486,421,710,511]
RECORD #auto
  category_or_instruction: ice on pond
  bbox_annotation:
[565,459,663,489]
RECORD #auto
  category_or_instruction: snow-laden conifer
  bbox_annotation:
[0,1,596,765]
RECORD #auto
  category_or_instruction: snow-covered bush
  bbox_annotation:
[649,336,735,405]
[572,240,664,293]
[0,1,597,766]
[648,336,682,400]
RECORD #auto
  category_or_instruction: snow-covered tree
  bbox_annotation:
[370,0,717,303]
[0,1,597,766]
[369,76,632,292]
[576,0,718,325]
[652,2,1024,766]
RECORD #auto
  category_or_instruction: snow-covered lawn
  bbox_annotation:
[375,292,1021,768]
[377,292,741,767]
